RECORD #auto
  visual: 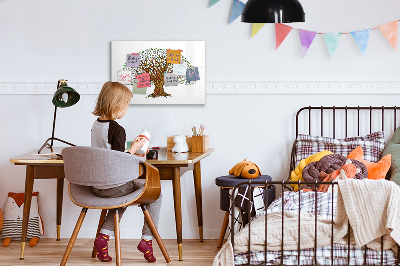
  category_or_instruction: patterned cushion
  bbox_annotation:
[295,131,385,166]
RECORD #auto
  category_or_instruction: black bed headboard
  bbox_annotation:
[289,106,400,180]
[296,106,399,138]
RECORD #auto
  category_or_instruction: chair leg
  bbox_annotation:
[217,211,230,248]
[114,209,121,266]
[60,208,88,266]
[91,209,108,258]
[141,205,171,263]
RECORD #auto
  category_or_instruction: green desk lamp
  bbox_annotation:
[38,79,80,154]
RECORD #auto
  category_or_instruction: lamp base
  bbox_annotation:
[38,137,76,154]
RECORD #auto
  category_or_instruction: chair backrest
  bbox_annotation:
[62,146,145,187]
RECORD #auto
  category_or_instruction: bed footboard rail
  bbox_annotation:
[230,180,400,266]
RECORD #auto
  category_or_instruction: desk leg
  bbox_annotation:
[193,161,203,242]
[172,167,183,261]
[20,165,35,259]
[56,178,64,241]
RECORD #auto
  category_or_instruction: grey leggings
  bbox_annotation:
[92,180,162,240]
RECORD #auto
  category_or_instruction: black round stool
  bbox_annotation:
[215,175,275,248]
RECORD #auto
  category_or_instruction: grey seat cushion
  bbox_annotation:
[69,180,145,208]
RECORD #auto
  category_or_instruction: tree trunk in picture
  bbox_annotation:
[147,80,171,98]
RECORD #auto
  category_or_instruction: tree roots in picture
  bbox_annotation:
[147,91,171,98]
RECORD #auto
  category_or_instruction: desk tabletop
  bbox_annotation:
[10,147,214,166]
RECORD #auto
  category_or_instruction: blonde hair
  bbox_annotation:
[93,82,133,120]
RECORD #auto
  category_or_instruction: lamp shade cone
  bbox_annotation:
[242,0,305,23]
[52,84,80,108]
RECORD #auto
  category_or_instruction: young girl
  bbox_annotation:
[91,81,162,263]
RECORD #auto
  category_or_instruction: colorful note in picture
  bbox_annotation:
[173,64,186,75]
[186,67,200,82]
[117,70,132,84]
[166,49,182,64]
[126,53,140,68]
[136,73,151,88]
[164,73,179,87]
[132,82,147,95]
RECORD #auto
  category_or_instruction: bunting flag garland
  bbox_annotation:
[275,23,293,49]
[378,21,398,50]
[209,0,220,7]
[229,0,245,24]
[251,23,266,38]
[207,4,400,57]
[298,30,317,58]
[351,29,370,55]
[323,33,341,58]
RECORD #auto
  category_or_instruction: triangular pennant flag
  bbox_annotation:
[323,33,341,58]
[298,29,317,58]
[378,21,398,50]
[229,0,245,24]
[351,29,370,55]
[275,23,293,49]
[251,23,266,38]
[209,0,220,7]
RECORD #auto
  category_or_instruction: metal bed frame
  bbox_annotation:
[230,106,400,266]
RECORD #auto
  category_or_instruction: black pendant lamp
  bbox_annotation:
[242,0,305,23]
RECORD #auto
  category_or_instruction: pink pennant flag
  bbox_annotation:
[275,23,293,49]
[298,29,318,58]
[378,21,398,50]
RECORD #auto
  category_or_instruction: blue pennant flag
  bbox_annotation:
[229,0,245,23]
[323,33,341,58]
[351,29,371,55]
[209,0,221,7]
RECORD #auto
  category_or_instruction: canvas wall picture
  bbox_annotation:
[111,41,205,105]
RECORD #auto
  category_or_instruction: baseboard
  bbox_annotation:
[1,81,400,94]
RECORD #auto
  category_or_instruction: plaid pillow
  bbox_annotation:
[295,131,385,166]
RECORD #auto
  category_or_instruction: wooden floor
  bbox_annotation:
[0,239,221,265]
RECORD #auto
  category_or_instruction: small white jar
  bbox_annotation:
[135,129,150,154]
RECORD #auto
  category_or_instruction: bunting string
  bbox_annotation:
[210,0,400,58]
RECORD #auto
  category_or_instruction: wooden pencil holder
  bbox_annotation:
[191,135,209,153]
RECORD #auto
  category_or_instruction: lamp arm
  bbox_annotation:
[50,79,61,148]
[50,105,57,148]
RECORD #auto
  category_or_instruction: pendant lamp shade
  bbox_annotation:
[241,0,305,23]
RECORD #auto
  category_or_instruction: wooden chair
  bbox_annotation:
[60,146,171,265]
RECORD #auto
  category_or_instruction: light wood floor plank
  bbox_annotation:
[0,239,222,265]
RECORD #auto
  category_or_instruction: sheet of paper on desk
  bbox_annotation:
[31,153,63,159]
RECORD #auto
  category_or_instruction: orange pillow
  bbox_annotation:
[347,146,391,180]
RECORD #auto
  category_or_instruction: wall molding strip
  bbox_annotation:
[0,81,399,95]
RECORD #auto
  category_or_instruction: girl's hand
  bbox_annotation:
[134,148,149,157]
[129,137,147,155]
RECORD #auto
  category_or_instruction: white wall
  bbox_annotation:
[1,0,400,239]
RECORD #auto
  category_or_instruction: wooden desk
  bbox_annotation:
[10,147,213,261]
